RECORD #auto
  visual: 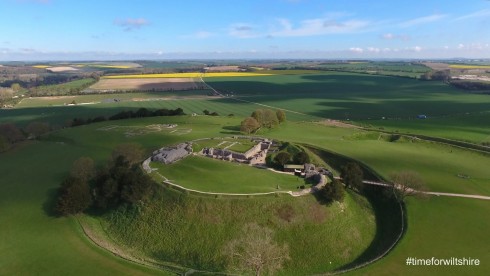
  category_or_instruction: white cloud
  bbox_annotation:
[349,47,363,53]
[458,43,465,49]
[412,46,422,52]
[270,17,371,37]
[399,14,447,27]
[454,9,490,21]
[114,18,150,31]
[367,47,380,53]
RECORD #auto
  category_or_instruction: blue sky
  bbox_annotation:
[1,0,490,60]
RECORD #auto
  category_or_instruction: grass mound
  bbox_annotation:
[98,188,376,275]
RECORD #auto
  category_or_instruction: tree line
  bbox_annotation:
[69,107,184,127]
[0,107,185,152]
[240,109,286,134]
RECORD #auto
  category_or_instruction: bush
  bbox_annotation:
[55,177,92,216]
[318,179,345,205]
[341,162,364,192]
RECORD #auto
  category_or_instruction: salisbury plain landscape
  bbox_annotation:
[1,1,490,275]
[1,60,489,275]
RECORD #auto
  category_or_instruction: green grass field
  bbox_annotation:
[28,78,96,96]
[2,69,490,275]
[151,155,304,193]
[101,187,376,275]
[6,71,489,144]
[358,112,490,144]
[355,196,490,276]
[0,141,166,275]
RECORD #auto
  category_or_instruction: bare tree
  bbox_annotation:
[387,171,428,202]
[224,223,290,276]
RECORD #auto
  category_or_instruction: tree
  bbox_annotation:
[276,109,286,123]
[24,121,50,139]
[111,143,144,166]
[55,176,92,216]
[274,152,291,166]
[70,157,96,183]
[240,117,260,134]
[0,123,25,144]
[10,83,21,92]
[318,179,345,205]
[120,166,153,204]
[223,223,290,276]
[251,109,265,125]
[203,109,210,115]
[262,109,279,129]
[387,171,428,202]
[293,151,310,164]
[341,162,364,192]
[0,89,13,102]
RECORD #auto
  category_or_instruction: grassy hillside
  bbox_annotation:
[101,187,376,275]
[1,114,489,274]
[354,196,490,276]
[0,141,165,275]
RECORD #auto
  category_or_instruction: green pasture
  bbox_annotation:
[7,71,490,144]
[0,141,165,275]
[265,122,490,196]
[315,61,430,78]
[207,72,490,120]
[3,96,314,127]
[1,112,489,274]
[355,196,490,275]
[358,112,490,144]
[151,155,304,193]
[15,90,212,108]
[102,187,376,275]
[28,78,96,96]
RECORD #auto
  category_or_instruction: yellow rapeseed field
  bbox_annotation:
[32,65,51,68]
[449,64,490,69]
[102,72,273,79]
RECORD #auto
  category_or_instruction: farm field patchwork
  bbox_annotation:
[103,72,274,79]
[89,77,203,91]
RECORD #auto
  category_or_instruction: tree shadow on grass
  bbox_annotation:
[220,125,241,135]
[43,187,60,217]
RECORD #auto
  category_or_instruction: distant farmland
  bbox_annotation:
[88,77,204,92]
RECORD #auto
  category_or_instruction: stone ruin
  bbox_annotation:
[151,142,193,164]
[200,138,272,165]
[303,163,332,186]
